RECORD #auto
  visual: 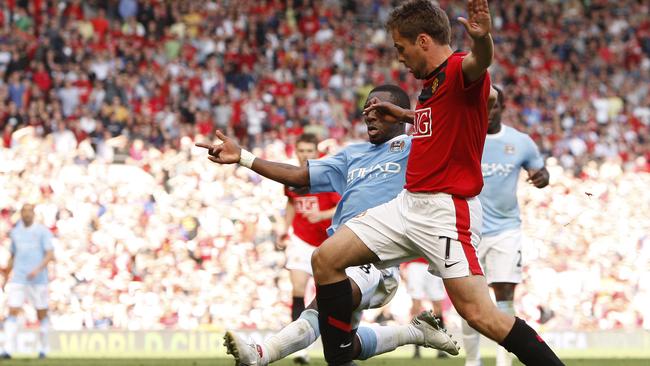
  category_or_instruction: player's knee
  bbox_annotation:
[464,303,506,333]
[459,304,487,330]
[312,248,342,282]
[311,248,327,277]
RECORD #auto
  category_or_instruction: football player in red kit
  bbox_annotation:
[278,133,339,356]
[309,1,564,366]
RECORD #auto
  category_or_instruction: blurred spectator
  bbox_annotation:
[0,0,646,171]
[0,0,648,331]
[0,133,648,332]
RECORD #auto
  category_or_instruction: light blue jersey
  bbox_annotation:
[309,135,410,235]
[480,125,544,236]
[9,221,53,285]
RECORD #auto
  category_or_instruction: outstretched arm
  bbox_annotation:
[250,159,310,188]
[196,130,310,187]
[459,0,494,83]
[362,97,414,124]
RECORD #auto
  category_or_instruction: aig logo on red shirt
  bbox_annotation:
[413,107,432,138]
[294,196,319,213]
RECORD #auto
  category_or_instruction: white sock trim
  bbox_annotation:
[263,318,317,364]
[461,318,481,362]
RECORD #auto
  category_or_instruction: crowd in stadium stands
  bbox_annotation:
[0,1,649,331]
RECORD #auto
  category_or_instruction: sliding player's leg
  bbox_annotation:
[224,264,458,365]
[223,265,370,366]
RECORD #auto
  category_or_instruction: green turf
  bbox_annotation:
[0,358,648,366]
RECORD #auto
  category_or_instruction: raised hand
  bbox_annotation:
[457,0,492,40]
[363,97,406,124]
[195,130,242,165]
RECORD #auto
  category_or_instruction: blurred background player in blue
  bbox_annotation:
[462,86,550,366]
[2,204,55,359]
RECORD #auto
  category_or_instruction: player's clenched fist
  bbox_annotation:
[195,130,242,165]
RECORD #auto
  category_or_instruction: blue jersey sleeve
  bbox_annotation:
[522,135,544,171]
[308,151,348,195]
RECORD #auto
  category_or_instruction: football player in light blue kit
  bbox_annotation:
[197,85,459,366]
[2,204,55,359]
[462,86,550,366]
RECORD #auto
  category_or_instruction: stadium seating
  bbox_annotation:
[0,1,648,331]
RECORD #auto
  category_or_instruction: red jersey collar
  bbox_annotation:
[423,51,462,86]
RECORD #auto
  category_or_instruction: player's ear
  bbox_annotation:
[417,34,428,50]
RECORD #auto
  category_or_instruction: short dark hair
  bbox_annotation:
[369,84,411,110]
[493,85,505,109]
[296,133,319,147]
[387,0,451,45]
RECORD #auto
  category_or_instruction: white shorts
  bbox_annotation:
[346,190,484,279]
[6,283,49,310]
[479,228,523,284]
[405,262,446,301]
[348,265,400,329]
[284,232,400,326]
[285,233,317,275]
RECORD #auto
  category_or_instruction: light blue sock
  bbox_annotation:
[496,301,515,366]
[4,316,18,354]
[356,324,420,360]
[497,300,515,315]
[39,316,50,354]
[299,309,319,334]
[356,326,377,360]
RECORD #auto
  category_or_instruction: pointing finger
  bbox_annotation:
[195,143,213,149]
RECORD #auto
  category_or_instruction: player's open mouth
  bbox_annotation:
[367,126,379,136]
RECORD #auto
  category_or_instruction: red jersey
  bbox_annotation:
[285,187,340,247]
[407,258,428,265]
[406,52,491,198]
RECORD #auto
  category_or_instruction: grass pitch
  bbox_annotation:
[2,348,649,365]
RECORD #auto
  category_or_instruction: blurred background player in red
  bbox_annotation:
[403,258,447,359]
[278,133,339,364]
